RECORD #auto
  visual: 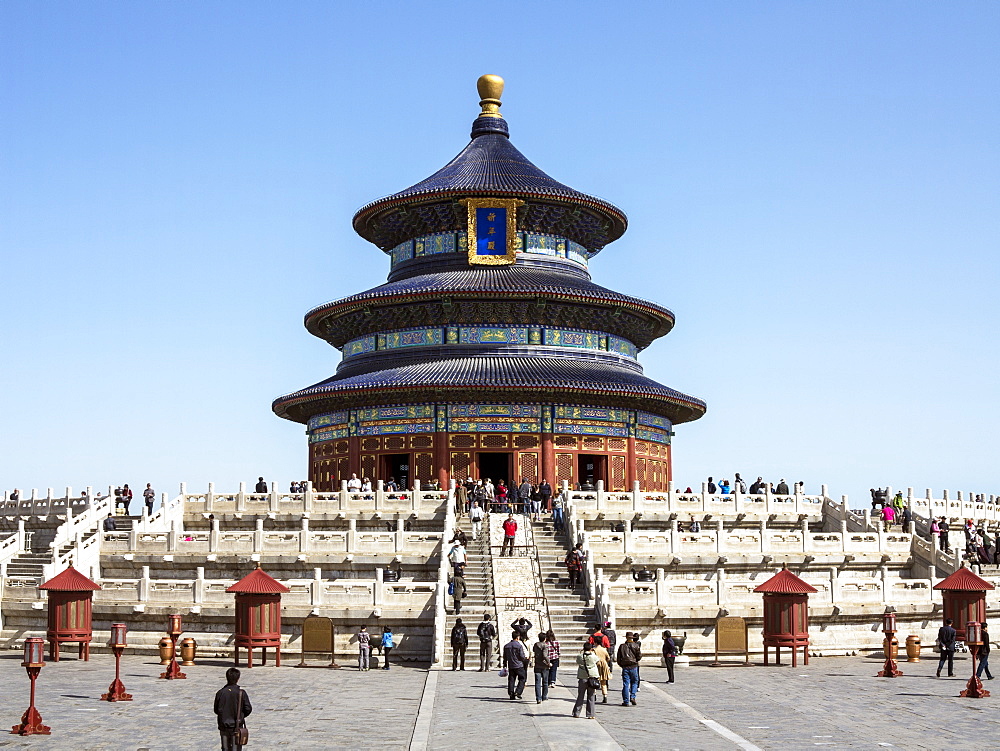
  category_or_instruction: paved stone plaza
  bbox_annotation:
[0,651,998,749]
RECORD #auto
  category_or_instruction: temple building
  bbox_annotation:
[272,75,705,492]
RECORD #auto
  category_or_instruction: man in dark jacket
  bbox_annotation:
[616,632,642,706]
[502,632,529,699]
[254,477,267,494]
[477,613,497,671]
[451,618,468,671]
[937,618,957,677]
[214,667,252,751]
[538,479,553,511]
[977,622,994,680]
[662,629,677,684]
[517,479,532,514]
[511,616,532,640]
[103,513,117,532]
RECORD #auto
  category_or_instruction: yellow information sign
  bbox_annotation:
[713,616,751,666]
[297,615,339,668]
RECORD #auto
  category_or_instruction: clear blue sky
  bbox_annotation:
[2,2,997,506]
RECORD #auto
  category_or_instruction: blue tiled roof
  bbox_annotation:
[305,265,674,336]
[353,127,628,251]
[272,355,706,424]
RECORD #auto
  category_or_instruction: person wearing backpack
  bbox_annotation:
[532,633,551,703]
[451,618,469,671]
[572,643,600,719]
[587,627,610,650]
[357,625,371,671]
[451,572,467,615]
[477,613,497,671]
[566,548,583,588]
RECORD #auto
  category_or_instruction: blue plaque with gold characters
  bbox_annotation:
[461,197,523,265]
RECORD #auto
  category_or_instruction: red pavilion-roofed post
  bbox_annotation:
[39,566,101,662]
[754,567,818,667]
[227,567,290,668]
[933,565,995,642]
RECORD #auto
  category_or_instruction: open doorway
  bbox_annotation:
[382,453,410,490]
[577,454,607,490]
[476,452,513,487]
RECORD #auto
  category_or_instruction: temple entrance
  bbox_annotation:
[577,454,607,489]
[476,452,513,486]
[381,453,410,490]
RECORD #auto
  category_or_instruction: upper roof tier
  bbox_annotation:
[352,75,628,254]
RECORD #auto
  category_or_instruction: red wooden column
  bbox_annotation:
[541,433,555,509]
[625,437,638,489]
[39,566,101,662]
[435,432,450,489]
[227,567,291,668]
[754,567,817,667]
[934,566,995,641]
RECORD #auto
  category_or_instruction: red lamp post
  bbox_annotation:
[960,620,990,699]
[876,612,903,677]
[11,638,50,736]
[159,614,187,680]
[101,623,132,701]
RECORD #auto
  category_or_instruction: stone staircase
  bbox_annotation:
[5,551,49,579]
[535,519,594,650]
[442,513,495,669]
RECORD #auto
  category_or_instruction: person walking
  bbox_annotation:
[451,618,468,671]
[357,625,371,671]
[451,571,467,615]
[545,630,560,687]
[592,639,612,704]
[502,631,529,699]
[469,500,484,541]
[103,513,117,531]
[572,643,600,719]
[477,613,496,671]
[977,622,994,680]
[538,478,553,512]
[566,547,583,588]
[143,483,155,515]
[603,621,617,655]
[500,513,518,556]
[532,633,551,703]
[552,492,565,531]
[448,541,467,577]
[214,667,252,751]
[937,618,957,677]
[381,626,394,670]
[517,478,532,515]
[120,484,133,515]
[939,518,951,552]
[454,482,468,517]
[662,629,677,683]
[617,631,642,705]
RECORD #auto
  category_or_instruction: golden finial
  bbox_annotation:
[477,74,504,119]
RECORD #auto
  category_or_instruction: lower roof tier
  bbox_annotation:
[304,261,674,350]
[272,355,706,425]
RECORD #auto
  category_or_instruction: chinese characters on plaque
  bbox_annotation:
[461,198,523,265]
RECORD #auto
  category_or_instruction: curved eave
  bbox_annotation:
[274,382,705,425]
[304,289,674,339]
[353,189,628,251]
